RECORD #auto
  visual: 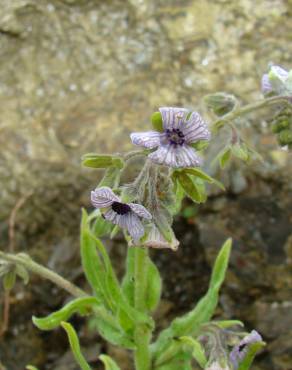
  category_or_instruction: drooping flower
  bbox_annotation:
[143,224,179,251]
[261,65,290,96]
[130,107,211,168]
[229,330,262,370]
[91,187,152,243]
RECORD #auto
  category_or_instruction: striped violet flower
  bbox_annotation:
[130,107,211,168]
[261,65,290,96]
[91,187,152,243]
[229,330,262,370]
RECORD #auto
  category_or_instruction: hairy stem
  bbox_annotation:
[213,95,292,130]
[0,252,87,298]
[134,247,152,370]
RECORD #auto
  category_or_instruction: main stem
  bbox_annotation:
[134,247,152,370]
[0,252,87,298]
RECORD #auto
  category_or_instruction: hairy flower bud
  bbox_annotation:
[204,92,237,116]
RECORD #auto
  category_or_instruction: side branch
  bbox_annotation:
[0,252,87,298]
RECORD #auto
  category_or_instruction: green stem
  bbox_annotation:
[134,247,152,370]
[0,252,87,298]
[212,95,292,130]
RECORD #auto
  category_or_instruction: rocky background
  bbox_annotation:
[0,0,292,369]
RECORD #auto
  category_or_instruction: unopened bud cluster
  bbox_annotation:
[271,108,292,148]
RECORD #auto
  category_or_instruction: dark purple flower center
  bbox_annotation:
[166,128,185,146]
[112,201,131,215]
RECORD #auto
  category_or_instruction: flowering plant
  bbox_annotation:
[1,65,291,370]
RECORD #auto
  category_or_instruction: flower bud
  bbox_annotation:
[278,129,292,146]
[204,92,237,116]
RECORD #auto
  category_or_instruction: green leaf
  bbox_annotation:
[82,154,124,169]
[183,168,214,183]
[26,366,39,370]
[231,143,249,161]
[90,314,136,349]
[3,270,16,290]
[179,336,207,368]
[99,166,121,188]
[121,248,135,307]
[237,341,266,370]
[145,258,162,312]
[81,210,109,304]
[152,239,232,362]
[219,147,232,168]
[32,297,99,330]
[155,351,192,370]
[99,354,121,370]
[151,111,163,132]
[209,238,232,290]
[177,172,201,203]
[61,322,92,370]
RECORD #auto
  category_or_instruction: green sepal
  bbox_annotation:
[82,153,124,169]
[151,111,164,132]
[152,239,232,362]
[278,129,292,146]
[3,269,16,290]
[61,322,92,370]
[32,297,99,330]
[179,336,207,368]
[237,341,266,370]
[189,140,210,151]
[99,355,121,370]
[15,264,29,285]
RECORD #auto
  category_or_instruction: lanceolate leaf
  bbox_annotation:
[179,336,207,368]
[61,322,92,370]
[32,297,99,330]
[152,239,232,362]
[82,153,124,169]
[145,258,162,312]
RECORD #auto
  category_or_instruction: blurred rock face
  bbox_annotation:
[0,0,292,369]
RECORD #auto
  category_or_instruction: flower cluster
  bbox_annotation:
[91,107,211,245]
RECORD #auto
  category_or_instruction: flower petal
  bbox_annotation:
[128,203,152,220]
[123,212,145,243]
[103,208,121,225]
[182,112,211,143]
[229,330,262,370]
[130,131,162,149]
[270,65,289,83]
[261,73,272,95]
[148,144,202,168]
[159,107,189,130]
[91,187,120,208]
